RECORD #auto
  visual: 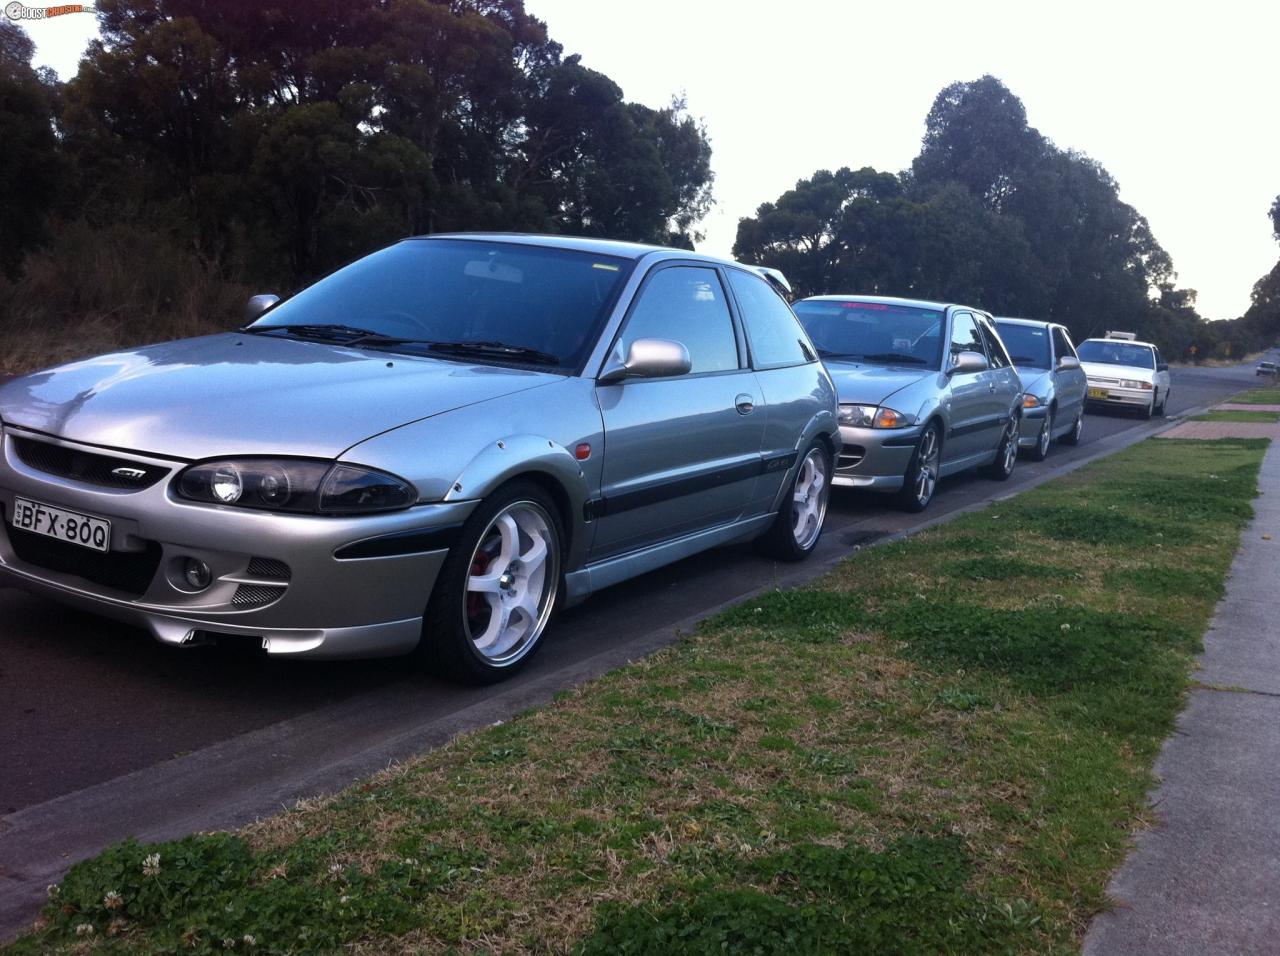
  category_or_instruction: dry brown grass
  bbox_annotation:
[0,222,249,376]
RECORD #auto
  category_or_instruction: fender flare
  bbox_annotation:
[441,434,593,567]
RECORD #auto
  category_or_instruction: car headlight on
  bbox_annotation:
[838,404,914,428]
[175,459,417,514]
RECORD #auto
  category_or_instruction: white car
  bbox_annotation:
[1077,333,1171,419]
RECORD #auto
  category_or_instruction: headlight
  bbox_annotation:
[175,459,416,514]
[838,404,878,427]
[838,404,914,428]
[1022,393,1043,408]
[1120,379,1152,390]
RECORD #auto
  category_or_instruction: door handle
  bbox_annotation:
[735,393,755,415]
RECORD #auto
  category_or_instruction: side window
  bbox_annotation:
[1154,348,1164,368]
[618,266,739,374]
[725,269,814,368]
[949,312,987,363]
[976,317,1011,368]
[1052,326,1077,361]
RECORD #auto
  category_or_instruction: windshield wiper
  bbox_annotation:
[1009,355,1048,367]
[424,340,561,365]
[861,352,929,366]
[245,324,422,346]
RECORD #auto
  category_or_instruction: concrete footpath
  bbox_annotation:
[1084,441,1280,954]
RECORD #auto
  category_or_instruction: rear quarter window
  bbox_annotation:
[726,269,815,369]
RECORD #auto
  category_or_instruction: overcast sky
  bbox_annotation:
[25,0,1280,319]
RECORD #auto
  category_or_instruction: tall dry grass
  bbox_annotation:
[0,222,252,377]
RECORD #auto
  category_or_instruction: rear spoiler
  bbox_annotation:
[753,266,792,297]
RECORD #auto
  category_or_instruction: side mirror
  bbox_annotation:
[1157,362,1169,372]
[598,338,692,384]
[948,350,988,375]
[1057,355,1081,371]
[244,293,280,325]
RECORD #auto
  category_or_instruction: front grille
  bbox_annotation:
[246,557,291,580]
[837,445,866,470]
[232,584,286,608]
[5,516,161,596]
[11,437,169,490]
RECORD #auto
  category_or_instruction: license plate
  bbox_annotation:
[9,496,112,553]
[1088,387,1110,400]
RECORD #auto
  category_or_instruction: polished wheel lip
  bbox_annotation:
[463,500,559,666]
[1037,413,1053,457]
[1071,412,1083,441]
[790,447,829,551]
[915,426,939,506]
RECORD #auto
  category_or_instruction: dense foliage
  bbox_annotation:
[0,0,712,311]
[734,76,1271,360]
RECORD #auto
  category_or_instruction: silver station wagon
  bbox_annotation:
[993,317,1087,460]
[0,235,839,682]
[792,296,1023,512]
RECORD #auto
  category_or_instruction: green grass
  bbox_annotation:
[1192,410,1280,423]
[1226,386,1280,405]
[8,438,1267,955]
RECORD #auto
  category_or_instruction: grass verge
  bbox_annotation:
[1191,410,1280,423]
[1224,386,1280,405]
[7,437,1267,955]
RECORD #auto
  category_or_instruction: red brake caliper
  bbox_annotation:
[467,552,491,619]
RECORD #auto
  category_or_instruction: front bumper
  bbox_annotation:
[831,424,921,492]
[1085,384,1153,409]
[0,426,478,659]
[1017,404,1048,447]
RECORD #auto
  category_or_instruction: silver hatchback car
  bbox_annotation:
[0,235,839,682]
[792,296,1022,512]
[993,318,1087,460]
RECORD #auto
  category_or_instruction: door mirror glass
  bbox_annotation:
[244,293,280,325]
[1057,355,1081,371]
[598,338,692,384]
[949,350,988,375]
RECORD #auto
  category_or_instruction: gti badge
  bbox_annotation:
[112,467,148,481]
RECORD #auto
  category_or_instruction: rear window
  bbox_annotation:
[793,300,944,369]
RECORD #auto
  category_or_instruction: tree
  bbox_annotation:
[0,21,65,273]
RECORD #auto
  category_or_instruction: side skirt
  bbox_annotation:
[563,513,775,606]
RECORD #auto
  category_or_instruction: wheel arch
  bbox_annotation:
[441,435,591,571]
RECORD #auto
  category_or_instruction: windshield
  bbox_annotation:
[792,300,944,369]
[994,321,1051,369]
[250,239,632,369]
[1077,340,1155,370]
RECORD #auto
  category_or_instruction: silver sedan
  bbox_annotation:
[0,235,839,682]
[792,296,1023,512]
[993,317,1087,460]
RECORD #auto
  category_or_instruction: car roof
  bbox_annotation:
[797,294,970,312]
[405,231,747,269]
[1080,336,1158,350]
[994,316,1058,330]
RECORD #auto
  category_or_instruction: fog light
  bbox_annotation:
[183,558,212,591]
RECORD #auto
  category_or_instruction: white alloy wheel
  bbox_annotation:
[791,447,829,551]
[464,501,559,665]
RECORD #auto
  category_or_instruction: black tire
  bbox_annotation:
[418,481,564,684]
[1060,410,1083,446]
[980,418,1018,481]
[1026,408,1054,462]
[1157,390,1170,416]
[894,421,942,513]
[757,441,832,561]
